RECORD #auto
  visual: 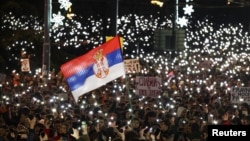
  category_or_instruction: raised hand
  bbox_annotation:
[70,128,80,140]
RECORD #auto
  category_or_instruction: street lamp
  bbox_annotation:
[42,0,52,80]
[42,0,72,80]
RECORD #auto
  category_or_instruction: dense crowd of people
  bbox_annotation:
[0,50,250,141]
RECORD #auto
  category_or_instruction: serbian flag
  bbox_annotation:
[60,36,125,102]
[167,71,175,82]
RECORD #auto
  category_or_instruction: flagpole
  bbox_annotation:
[42,0,51,80]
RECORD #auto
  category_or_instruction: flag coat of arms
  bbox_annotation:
[60,36,125,102]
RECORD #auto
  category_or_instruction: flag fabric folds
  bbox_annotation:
[60,36,125,102]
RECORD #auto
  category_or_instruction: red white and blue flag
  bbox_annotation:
[60,36,125,102]
[167,70,175,82]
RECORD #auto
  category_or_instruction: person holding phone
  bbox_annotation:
[70,121,91,141]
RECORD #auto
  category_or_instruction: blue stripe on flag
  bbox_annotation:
[66,49,123,91]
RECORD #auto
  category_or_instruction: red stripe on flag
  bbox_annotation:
[60,36,121,78]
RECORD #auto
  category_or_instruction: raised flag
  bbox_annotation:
[167,70,175,82]
[60,36,125,102]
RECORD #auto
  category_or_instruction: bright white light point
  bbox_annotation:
[89,111,93,115]
[51,12,65,26]
[58,0,72,10]
[183,4,194,16]
[116,97,120,101]
[177,17,188,27]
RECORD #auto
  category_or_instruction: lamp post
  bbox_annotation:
[42,0,51,80]
[108,0,119,36]
[172,0,179,57]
